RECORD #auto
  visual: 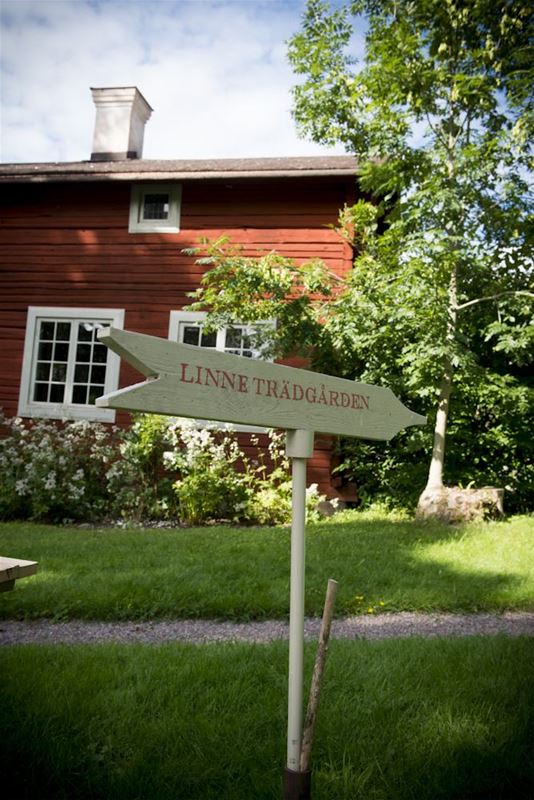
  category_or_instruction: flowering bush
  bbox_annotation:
[165,422,327,525]
[0,412,117,522]
[245,430,291,525]
[0,411,328,525]
[244,430,326,524]
[164,420,250,525]
[248,479,326,525]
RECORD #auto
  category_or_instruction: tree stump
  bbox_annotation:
[416,486,504,523]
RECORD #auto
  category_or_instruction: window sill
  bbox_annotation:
[17,404,117,424]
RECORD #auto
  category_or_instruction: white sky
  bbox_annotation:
[0,0,350,164]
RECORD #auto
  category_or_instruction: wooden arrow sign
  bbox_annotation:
[96,327,425,440]
[95,324,426,788]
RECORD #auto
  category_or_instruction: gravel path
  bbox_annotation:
[1,612,533,646]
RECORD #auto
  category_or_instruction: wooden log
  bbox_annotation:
[300,578,338,773]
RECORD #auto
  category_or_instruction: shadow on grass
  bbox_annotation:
[0,637,533,800]
[0,515,531,620]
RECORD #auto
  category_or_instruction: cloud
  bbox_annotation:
[0,0,348,162]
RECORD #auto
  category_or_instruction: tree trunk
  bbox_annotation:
[424,366,452,490]
[421,265,458,496]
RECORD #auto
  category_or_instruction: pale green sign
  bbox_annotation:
[96,327,426,440]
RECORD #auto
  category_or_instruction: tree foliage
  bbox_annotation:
[190,0,533,510]
[290,0,533,496]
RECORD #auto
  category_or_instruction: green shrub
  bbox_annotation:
[245,430,327,524]
[105,414,178,522]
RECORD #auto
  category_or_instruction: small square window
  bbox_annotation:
[40,322,55,341]
[33,383,49,402]
[182,326,200,346]
[129,184,181,233]
[143,193,170,220]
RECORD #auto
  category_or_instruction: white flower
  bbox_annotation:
[68,483,85,499]
[162,451,175,465]
[106,463,121,480]
[44,471,56,491]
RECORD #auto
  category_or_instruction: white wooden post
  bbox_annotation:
[284,429,314,794]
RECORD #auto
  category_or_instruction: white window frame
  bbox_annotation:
[128,183,181,233]
[168,310,275,432]
[18,306,125,422]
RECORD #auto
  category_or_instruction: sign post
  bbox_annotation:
[96,327,426,799]
[285,430,315,784]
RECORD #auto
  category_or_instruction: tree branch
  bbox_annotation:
[455,290,534,311]
[425,111,447,147]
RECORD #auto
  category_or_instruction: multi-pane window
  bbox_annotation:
[19,307,124,422]
[173,316,270,359]
[33,320,107,406]
[129,184,181,233]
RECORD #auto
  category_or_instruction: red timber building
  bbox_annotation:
[0,87,359,501]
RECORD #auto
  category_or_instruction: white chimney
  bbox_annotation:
[90,86,153,161]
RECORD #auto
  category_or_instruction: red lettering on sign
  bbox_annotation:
[292,384,304,401]
[305,387,317,403]
[351,393,370,410]
[253,377,265,395]
[220,370,236,391]
[204,367,219,388]
[280,381,291,400]
[180,363,194,384]
[180,361,370,415]
[267,380,279,398]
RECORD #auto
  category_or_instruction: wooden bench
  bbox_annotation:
[0,557,38,592]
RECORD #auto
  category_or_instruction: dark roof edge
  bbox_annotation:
[0,156,358,183]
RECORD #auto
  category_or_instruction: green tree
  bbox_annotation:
[289,0,533,504]
[190,0,533,511]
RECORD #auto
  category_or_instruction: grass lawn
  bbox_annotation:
[1,636,533,800]
[0,513,532,620]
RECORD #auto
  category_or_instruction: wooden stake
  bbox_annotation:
[300,578,338,774]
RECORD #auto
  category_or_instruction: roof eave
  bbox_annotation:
[0,156,359,184]
[0,168,358,184]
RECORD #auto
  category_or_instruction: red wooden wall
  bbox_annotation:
[0,175,355,497]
